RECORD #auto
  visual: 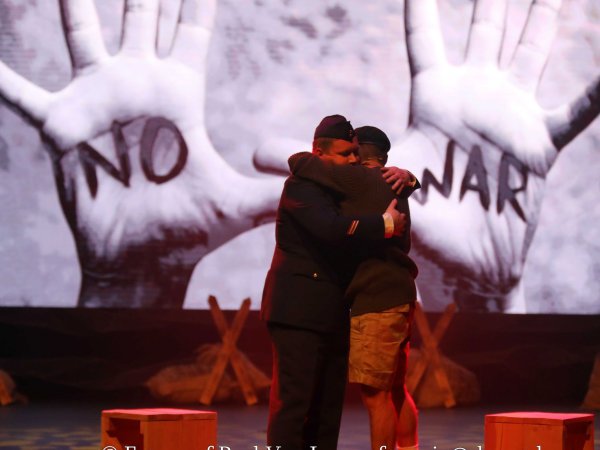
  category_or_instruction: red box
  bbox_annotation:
[485,412,594,450]
[102,408,217,450]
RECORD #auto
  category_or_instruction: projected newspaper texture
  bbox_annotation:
[0,0,598,313]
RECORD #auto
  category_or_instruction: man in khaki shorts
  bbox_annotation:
[289,125,420,450]
[348,265,418,450]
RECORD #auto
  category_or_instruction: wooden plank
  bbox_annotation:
[410,302,456,407]
[102,408,216,421]
[208,297,258,405]
[433,302,456,343]
[407,302,434,394]
[199,298,252,405]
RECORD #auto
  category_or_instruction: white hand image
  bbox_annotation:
[0,0,281,307]
[392,0,599,311]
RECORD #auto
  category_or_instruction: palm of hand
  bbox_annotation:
[0,0,281,306]
[51,54,219,262]
[388,137,539,308]
[396,0,599,310]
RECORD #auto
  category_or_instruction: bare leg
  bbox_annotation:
[360,384,396,450]
[392,386,418,448]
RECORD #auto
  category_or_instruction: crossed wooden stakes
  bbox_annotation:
[407,301,457,408]
[199,296,261,406]
[0,374,13,406]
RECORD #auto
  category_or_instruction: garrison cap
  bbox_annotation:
[314,115,356,142]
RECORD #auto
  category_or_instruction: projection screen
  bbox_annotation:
[0,0,598,313]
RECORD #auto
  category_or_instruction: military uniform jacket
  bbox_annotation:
[288,152,421,316]
[260,175,386,333]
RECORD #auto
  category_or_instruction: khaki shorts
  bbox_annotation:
[348,304,414,391]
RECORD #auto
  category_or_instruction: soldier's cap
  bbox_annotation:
[313,114,356,142]
[355,125,391,153]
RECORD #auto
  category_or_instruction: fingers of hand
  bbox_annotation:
[392,180,404,191]
[382,169,394,180]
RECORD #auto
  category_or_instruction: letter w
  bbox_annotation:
[413,140,454,205]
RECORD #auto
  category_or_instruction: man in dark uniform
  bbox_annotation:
[288,126,421,450]
[261,115,408,450]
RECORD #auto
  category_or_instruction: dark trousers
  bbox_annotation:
[267,323,350,450]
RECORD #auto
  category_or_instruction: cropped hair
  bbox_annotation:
[312,137,336,153]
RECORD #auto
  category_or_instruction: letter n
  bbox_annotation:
[459,145,490,210]
[77,122,131,198]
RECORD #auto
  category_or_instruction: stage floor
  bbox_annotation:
[0,401,597,449]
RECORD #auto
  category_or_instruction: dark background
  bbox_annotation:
[1,308,598,405]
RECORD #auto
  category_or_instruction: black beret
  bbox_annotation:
[355,125,391,153]
[314,114,356,142]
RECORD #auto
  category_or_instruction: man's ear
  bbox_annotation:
[313,148,324,156]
